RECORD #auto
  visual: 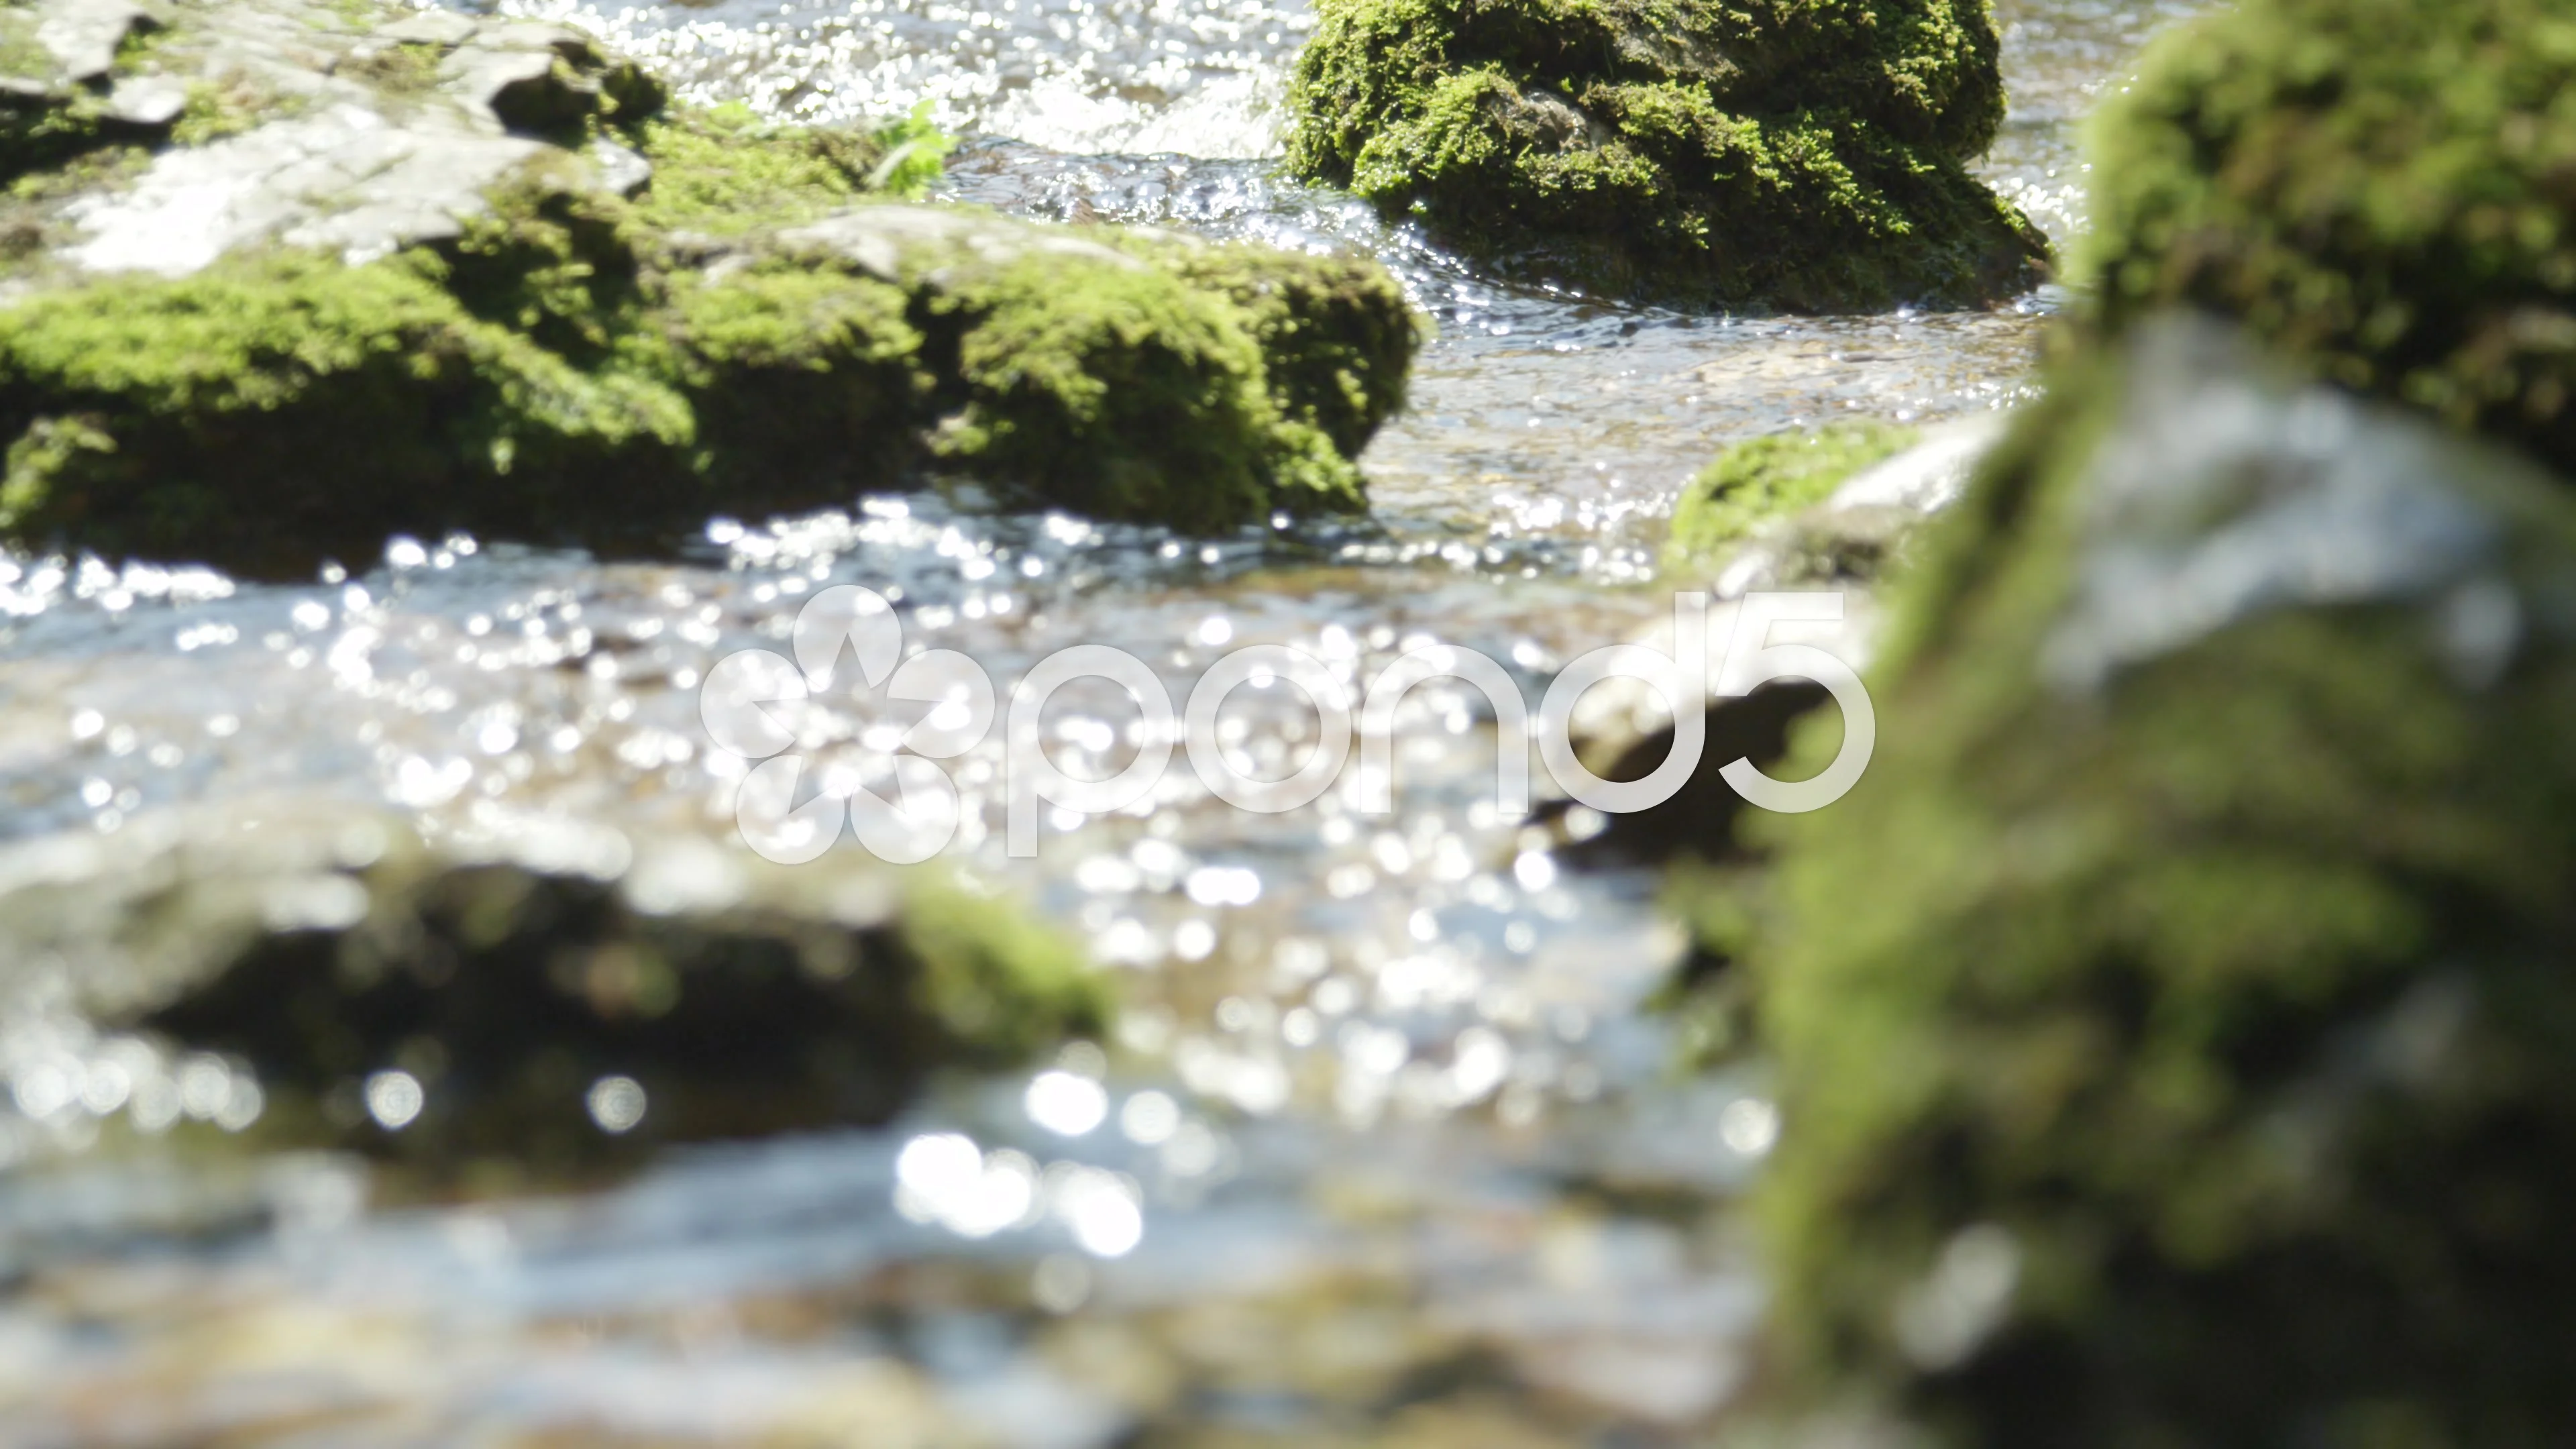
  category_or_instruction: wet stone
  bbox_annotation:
[1700,415,2005,596]
[66,105,553,272]
[374,9,478,49]
[97,71,184,126]
[32,0,155,85]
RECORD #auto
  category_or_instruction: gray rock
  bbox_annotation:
[101,72,189,126]
[442,41,598,134]
[374,9,476,47]
[1565,417,2011,804]
[0,797,1104,1173]
[0,799,884,1020]
[67,105,548,274]
[476,20,598,64]
[776,204,1142,283]
[2039,317,2526,693]
[588,135,650,197]
[1699,415,2006,602]
[35,0,156,85]
[1824,413,2006,516]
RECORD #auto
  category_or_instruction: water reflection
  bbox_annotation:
[0,0,2211,1440]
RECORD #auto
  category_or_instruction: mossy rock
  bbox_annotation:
[0,0,1419,574]
[1741,317,2576,1447]
[2084,0,2576,476]
[0,804,1109,1179]
[1666,420,1919,568]
[1285,0,2049,309]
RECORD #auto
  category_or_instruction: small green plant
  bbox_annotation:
[867,100,952,199]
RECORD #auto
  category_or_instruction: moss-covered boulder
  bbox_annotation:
[2085,0,2576,475]
[0,0,1419,575]
[1285,0,2049,309]
[1741,316,2576,1447]
[0,802,1108,1179]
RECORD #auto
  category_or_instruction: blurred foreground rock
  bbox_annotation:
[2085,0,2576,475]
[1744,316,2576,1447]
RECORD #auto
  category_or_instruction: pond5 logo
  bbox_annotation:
[700,586,1876,865]
[698,586,994,865]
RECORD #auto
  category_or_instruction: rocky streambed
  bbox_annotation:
[0,1,2213,1445]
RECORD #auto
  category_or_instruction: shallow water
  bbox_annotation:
[0,2,2204,1442]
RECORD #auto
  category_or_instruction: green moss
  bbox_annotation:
[5,138,148,205]
[441,174,645,358]
[1120,235,1422,459]
[1666,420,1917,566]
[596,58,667,131]
[899,879,1112,1057]
[658,264,920,376]
[0,17,54,85]
[1285,0,2049,309]
[653,262,928,504]
[168,78,271,146]
[2082,0,2576,474]
[0,251,694,572]
[628,102,943,235]
[0,89,113,189]
[1739,319,2576,1447]
[0,180,936,566]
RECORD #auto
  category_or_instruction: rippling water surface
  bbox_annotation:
[0,2,2204,1442]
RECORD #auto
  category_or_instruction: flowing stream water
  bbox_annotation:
[0,2,2201,1442]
